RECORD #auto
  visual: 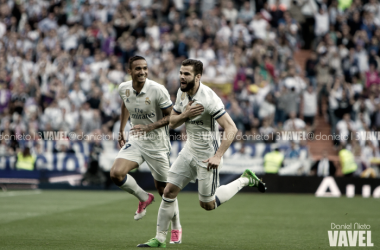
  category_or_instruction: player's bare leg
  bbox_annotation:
[153,179,166,196]
[137,183,181,247]
[110,158,154,220]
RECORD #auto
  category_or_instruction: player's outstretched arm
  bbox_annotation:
[203,112,238,171]
[119,101,130,147]
[131,106,173,135]
[169,100,204,129]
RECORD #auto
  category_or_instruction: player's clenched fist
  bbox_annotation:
[183,100,204,119]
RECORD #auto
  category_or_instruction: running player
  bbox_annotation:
[110,56,182,243]
[138,59,266,248]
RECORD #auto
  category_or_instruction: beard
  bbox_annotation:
[180,77,195,92]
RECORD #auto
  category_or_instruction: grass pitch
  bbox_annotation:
[0,190,379,250]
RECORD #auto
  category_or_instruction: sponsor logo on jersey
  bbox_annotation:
[180,102,183,106]
[181,92,185,100]
[132,108,155,119]
[189,120,204,125]
[131,112,156,119]
[145,97,151,105]
[126,89,130,97]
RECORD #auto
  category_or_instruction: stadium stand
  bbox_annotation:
[0,0,379,180]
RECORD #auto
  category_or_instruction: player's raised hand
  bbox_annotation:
[130,124,153,136]
[118,131,126,148]
[202,155,221,171]
[184,100,204,119]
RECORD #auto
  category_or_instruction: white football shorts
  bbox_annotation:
[168,148,223,202]
[116,140,170,182]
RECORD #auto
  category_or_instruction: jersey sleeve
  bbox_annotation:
[118,83,125,100]
[173,89,182,114]
[207,93,226,119]
[157,86,172,109]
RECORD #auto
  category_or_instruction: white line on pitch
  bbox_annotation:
[0,190,42,197]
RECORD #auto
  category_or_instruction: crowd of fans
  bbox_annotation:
[0,0,379,175]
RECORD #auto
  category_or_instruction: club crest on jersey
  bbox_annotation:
[125,89,130,97]
[181,92,185,100]
[145,97,151,105]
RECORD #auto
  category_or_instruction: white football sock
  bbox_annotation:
[118,174,149,202]
[171,199,181,230]
[215,177,248,207]
[156,196,176,243]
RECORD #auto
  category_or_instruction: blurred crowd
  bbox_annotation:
[0,0,379,175]
[305,0,380,175]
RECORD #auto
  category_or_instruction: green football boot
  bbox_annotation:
[241,169,267,193]
[137,238,166,248]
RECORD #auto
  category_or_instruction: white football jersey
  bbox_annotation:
[173,82,226,163]
[118,78,172,153]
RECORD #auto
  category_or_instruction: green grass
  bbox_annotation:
[0,190,379,250]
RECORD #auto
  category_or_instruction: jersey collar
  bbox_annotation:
[133,78,150,96]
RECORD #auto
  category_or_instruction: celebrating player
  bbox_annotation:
[138,59,266,248]
[110,56,182,244]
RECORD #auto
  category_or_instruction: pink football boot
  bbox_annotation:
[134,193,155,220]
[170,229,182,244]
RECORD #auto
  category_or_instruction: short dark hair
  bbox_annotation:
[181,59,203,76]
[128,55,146,69]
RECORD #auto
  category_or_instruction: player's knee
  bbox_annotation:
[163,186,176,199]
[110,166,125,184]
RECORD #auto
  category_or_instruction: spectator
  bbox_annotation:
[264,148,284,174]
[336,113,356,145]
[305,52,318,88]
[310,150,336,176]
[310,0,329,39]
[222,1,239,26]
[365,63,380,89]
[38,12,58,33]
[284,112,306,131]
[231,144,252,159]
[82,136,106,185]
[53,139,75,154]
[334,86,354,120]
[283,67,306,93]
[15,146,36,171]
[69,83,86,109]
[87,87,102,110]
[258,94,276,123]
[270,0,285,28]
[355,44,369,73]
[238,1,255,24]
[339,145,358,177]
[285,141,301,159]
[249,12,268,40]
[302,85,317,127]
[282,87,300,117]
[0,82,11,113]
